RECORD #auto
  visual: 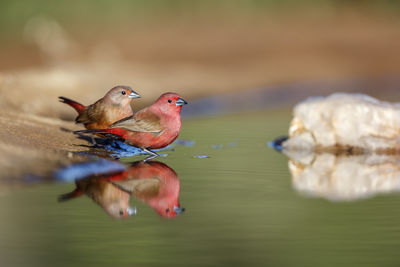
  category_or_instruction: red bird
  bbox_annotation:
[76,92,187,158]
[59,85,140,129]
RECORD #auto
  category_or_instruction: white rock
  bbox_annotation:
[284,93,400,152]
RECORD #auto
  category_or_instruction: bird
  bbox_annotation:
[59,85,140,130]
[75,92,187,158]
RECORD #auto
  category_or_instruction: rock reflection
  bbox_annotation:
[285,150,400,201]
[58,160,184,219]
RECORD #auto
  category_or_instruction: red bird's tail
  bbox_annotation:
[59,96,86,115]
[74,128,127,138]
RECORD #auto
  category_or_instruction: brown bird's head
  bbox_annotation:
[154,92,187,114]
[105,85,140,106]
[97,180,137,219]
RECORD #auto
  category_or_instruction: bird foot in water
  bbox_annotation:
[142,148,160,161]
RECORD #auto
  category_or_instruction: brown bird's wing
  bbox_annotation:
[75,101,104,124]
[111,110,162,133]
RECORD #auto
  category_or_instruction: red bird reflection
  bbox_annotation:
[112,160,184,218]
[58,160,184,219]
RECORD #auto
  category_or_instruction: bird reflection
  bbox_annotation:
[58,160,184,219]
[284,150,400,201]
[58,174,136,219]
[113,161,184,218]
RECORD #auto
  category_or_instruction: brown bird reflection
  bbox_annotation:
[59,160,184,219]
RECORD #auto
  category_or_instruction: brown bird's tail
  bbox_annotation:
[59,96,86,115]
[58,188,84,202]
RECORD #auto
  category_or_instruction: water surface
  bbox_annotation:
[1,110,400,267]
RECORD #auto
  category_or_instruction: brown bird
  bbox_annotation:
[59,85,140,129]
[76,92,187,158]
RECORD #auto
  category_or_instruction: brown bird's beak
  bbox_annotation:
[128,91,141,99]
[127,206,137,216]
[176,98,187,106]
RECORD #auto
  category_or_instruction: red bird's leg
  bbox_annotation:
[90,136,96,145]
[143,148,159,161]
[74,131,97,146]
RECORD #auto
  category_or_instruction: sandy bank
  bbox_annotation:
[0,110,89,183]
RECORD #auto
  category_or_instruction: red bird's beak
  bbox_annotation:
[173,205,185,214]
[176,98,187,106]
[128,91,141,99]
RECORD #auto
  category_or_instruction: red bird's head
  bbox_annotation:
[104,85,141,106]
[158,203,185,218]
[154,92,187,114]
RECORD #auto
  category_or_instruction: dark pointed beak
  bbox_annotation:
[173,205,185,215]
[128,91,141,99]
[176,98,187,106]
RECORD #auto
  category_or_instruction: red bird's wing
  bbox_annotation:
[111,178,160,195]
[112,111,162,133]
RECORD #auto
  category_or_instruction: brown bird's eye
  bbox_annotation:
[168,99,172,103]
[121,91,126,95]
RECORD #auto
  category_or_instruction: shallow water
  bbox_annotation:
[2,110,400,267]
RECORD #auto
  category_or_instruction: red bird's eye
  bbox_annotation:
[121,91,126,95]
[168,99,172,103]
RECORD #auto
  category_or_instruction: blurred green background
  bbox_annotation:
[1,0,400,37]
[2,0,400,116]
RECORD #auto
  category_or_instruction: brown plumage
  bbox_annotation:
[59,85,140,129]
